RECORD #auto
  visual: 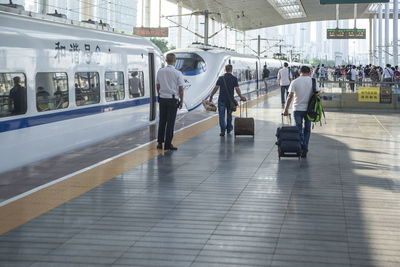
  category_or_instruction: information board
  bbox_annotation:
[358,87,380,102]
[327,29,366,39]
[133,27,169,37]
[321,0,389,4]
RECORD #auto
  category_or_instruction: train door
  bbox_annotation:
[148,53,156,121]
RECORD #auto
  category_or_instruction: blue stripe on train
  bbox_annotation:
[0,97,151,133]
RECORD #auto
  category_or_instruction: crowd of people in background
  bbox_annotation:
[294,63,400,91]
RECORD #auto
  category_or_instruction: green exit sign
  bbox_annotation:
[321,0,389,4]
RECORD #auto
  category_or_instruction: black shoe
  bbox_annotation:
[156,143,163,149]
[301,149,308,158]
[227,130,232,134]
[220,132,225,137]
[165,145,177,151]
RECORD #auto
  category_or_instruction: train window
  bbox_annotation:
[175,53,206,74]
[128,71,145,98]
[0,73,27,118]
[36,72,69,112]
[105,72,125,102]
[74,72,100,106]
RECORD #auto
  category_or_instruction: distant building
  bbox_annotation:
[21,0,138,34]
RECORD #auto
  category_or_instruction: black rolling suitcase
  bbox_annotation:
[234,101,254,137]
[276,114,302,160]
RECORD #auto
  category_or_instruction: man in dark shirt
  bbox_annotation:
[262,65,270,92]
[209,64,246,136]
[8,76,27,115]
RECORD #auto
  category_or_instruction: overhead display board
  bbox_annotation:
[320,0,388,4]
[327,29,366,39]
[133,27,169,37]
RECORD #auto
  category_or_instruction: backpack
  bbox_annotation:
[307,78,325,124]
[394,70,400,81]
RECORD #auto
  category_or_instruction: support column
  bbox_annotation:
[242,31,246,54]
[158,0,161,27]
[195,15,199,42]
[145,0,150,27]
[40,0,48,14]
[225,27,228,48]
[141,0,144,27]
[378,4,383,67]
[178,1,182,48]
[80,0,92,21]
[369,17,373,64]
[204,10,209,46]
[212,19,215,45]
[385,2,390,65]
[235,30,238,51]
[394,0,399,66]
[373,14,377,65]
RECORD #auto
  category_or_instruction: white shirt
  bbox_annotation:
[156,65,184,99]
[278,67,292,86]
[350,69,358,81]
[320,67,326,78]
[288,76,320,112]
[383,68,394,79]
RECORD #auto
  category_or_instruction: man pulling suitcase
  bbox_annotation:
[209,64,246,137]
[283,65,320,158]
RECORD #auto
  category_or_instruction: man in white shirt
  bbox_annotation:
[156,53,184,151]
[283,66,320,158]
[382,64,394,82]
[277,62,292,107]
[349,65,358,92]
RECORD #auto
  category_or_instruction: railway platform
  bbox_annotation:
[1,92,400,266]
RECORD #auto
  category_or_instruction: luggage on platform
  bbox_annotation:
[276,114,302,160]
[234,100,254,137]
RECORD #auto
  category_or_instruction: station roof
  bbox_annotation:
[167,0,374,31]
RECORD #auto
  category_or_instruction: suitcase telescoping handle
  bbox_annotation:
[240,100,247,118]
[281,113,292,126]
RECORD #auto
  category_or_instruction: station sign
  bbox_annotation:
[358,87,380,102]
[327,28,366,39]
[320,0,388,4]
[133,27,169,37]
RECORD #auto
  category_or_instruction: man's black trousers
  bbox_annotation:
[157,97,178,147]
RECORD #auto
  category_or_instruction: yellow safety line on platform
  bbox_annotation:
[0,90,278,235]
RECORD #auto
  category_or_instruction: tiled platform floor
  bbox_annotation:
[0,94,400,266]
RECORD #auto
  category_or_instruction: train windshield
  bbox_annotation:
[175,53,206,75]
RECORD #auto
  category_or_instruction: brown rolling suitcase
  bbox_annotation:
[234,101,254,137]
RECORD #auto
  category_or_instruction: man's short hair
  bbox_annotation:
[13,76,20,84]
[225,64,233,72]
[166,53,176,64]
[300,66,311,74]
[284,62,289,67]
[386,64,391,68]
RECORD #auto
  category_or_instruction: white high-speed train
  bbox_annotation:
[0,9,164,173]
[171,45,284,111]
[0,7,307,173]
